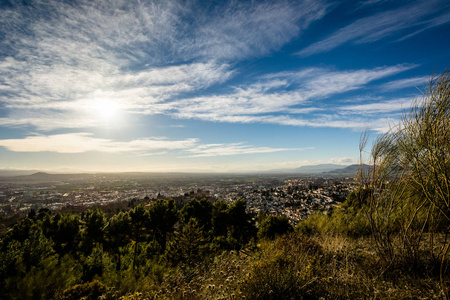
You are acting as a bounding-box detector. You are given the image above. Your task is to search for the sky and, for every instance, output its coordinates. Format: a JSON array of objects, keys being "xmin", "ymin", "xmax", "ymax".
[{"xmin": 0, "ymin": 0, "xmax": 449, "ymax": 173}]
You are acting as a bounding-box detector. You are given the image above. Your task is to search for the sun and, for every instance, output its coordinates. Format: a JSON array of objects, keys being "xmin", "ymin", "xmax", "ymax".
[{"xmin": 90, "ymin": 98, "xmax": 121, "ymax": 120}]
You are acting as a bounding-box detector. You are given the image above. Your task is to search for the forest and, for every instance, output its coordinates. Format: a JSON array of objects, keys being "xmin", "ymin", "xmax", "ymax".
[{"xmin": 1, "ymin": 71, "xmax": 449, "ymax": 299}]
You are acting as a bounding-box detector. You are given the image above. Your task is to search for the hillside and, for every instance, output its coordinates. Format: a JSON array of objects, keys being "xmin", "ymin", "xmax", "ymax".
[{"xmin": 323, "ymin": 164, "xmax": 371, "ymax": 175}]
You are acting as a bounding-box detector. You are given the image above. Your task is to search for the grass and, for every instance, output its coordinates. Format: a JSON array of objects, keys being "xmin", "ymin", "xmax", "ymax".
[{"xmin": 91, "ymin": 231, "xmax": 447, "ymax": 299}]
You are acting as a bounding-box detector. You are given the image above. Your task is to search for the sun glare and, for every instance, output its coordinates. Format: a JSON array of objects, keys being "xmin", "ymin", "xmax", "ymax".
[{"xmin": 90, "ymin": 99, "xmax": 121, "ymax": 120}]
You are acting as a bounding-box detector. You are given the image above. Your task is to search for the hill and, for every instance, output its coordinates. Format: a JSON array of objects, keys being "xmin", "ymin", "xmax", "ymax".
[
  {"xmin": 0, "ymin": 169, "xmax": 40, "ymax": 177},
  {"xmin": 0, "ymin": 172, "xmax": 96, "ymax": 183},
  {"xmin": 323, "ymin": 164, "xmax": 370, "ymax": 175},
  {"xmin": 268, "ymin": 164, "xmax": 345, "ymax": 174}
]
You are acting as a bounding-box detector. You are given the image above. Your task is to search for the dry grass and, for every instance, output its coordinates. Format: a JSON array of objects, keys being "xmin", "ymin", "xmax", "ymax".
[{"xmin": 114, "ymin": 232, "xmax": 448, "ymax": 299}]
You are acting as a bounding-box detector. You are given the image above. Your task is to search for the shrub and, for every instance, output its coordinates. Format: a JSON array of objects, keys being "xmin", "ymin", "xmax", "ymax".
[
  {"xmin": 258, "ymin": 215, "xmax": 293, "ymax": 240},
  {"xmin": 60, "ymin": 280, "xmax": 110, "ymax": 300}
]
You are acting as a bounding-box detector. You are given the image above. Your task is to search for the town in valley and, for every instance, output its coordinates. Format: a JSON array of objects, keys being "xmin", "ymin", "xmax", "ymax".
[{"xmin": 0, "ymin": 168, "xmax": 357, "ymax": 231}]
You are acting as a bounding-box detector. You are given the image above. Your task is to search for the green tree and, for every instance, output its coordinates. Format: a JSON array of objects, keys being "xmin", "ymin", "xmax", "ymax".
[
  {"xmin": 211, "ymin": 200, "xmax": 230, "ymax": 237},
  {"xmin": 129, "ymin": 204, "xmax": 151, "ymax": 269},
  {"xmin": 82, "ymin": 207, "xmax": 107, "ymax": 253},
  {"xmin": 106, "ymin": 211, "xmax": 132, "ymax": 270},
  {"xmin": 258, "ymin": 215, "xmax": 293, "ymax": 240},
  {"xmin": 53, "ymin": 213, "xmax": 82, "ymax": 255},
  {"xmin": 82, "ymin": 245, "xmax": 111, "ymax": 282},
  {"xmin": 180, "ymin": 198, "xmax": 213, "ymax": 232},
  {"xmin": 147, "ymin": 199, "xmax": 179, "ymax": 250},
  {"xmin": 165, "ymin": 218, "xmax": 210, "ymax": 267},
  {"xmin": 227, "ymin": 199, "xmax": 257, "ymax": 247}
]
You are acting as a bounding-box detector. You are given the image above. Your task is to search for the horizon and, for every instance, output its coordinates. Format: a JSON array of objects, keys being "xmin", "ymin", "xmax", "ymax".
[
  {"xmin": 0, "ymin": 162, "xmax": 363, "ymax": 175},
  {"xmin": 0, "ymin": 0, "xmax": 449, "ymax": 172}
]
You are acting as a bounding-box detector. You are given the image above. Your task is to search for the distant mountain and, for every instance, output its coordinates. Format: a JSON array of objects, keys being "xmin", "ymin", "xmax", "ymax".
[
  {"xmin": 267, "ymin": 164, "xmax": 346, "ymax": 174},
  {"xmin": 324, "ymin": 164, "xmax": 371, "ymax": 175},
  {"xmin": 294, "ymin": 164, "xmax": 345, "ymax": 174},
  {"xmin": 0, "ymin": 172, "xmax": 95, "ymax": 183},
  {"xmin": 49, "ymin": 168, "xmax": 89, "ymax": 174},
  {"xmin": 0, "ymin": 169, "xmax": 40, "ymax": 177},
  {"xmin": 0, "ymin": 168, "xmax": 87, "ymax": 177}
]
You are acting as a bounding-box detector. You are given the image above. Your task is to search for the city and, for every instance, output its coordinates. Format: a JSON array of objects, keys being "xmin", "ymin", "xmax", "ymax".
[{"xmin": 0, "ymin": 172, "xmax": 355, "ymax": 231}]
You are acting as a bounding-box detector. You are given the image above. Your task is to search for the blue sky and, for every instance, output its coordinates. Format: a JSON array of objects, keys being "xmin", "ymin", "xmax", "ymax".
[{"xmin": 0, "ymin": 0, "xmax": 449, "ymax": 172}]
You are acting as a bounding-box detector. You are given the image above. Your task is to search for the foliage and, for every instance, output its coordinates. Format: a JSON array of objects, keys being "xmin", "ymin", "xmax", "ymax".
[
  {"xmin": 257, "ymin": 215, "xmax": 293, "ymax": 240},
  {"xmin": 226, "ymin": 199, "xmax": 257, "ymax": 247},
  {"xmin": 1, "ymin": 200, "xmax": 449, "ymax": 299},
  {"xmin": 147, "ymin": 199, "xmax": 179, "ymax": 250},
  {"xmin": 59, "ymin": 280, "xmax": 111, "ymax": 300},
  {"xmin": 180, "ymin": 198, "xmax": 213, "ymax": 231},
  {"xmin": 296, "ymin": 197, "xmax": 371, "ymax": 238},
  {"xmin": 82, "ymin": 207, "xmax": 107, "ymax": 254},
  {"xmin": 165, "ymin": 218, "xmax": 210, "ymax": 267},
  {"xmin": 354, "ymin": 71, "xmax": 450, "ymax": 267}
]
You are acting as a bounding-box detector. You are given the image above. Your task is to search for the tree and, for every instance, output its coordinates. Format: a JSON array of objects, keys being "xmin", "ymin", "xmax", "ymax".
[
  {"xmin": 53, "ymin": 213, "xmax": 81, "ymax": 255},
  {"xmin": 164, "ymin": 218, "xmax": 210, "ymax": 267},
  {"xmin": 211, "ymin": 200, "xmax": 230, "ymax": 237},
  {"xmin": 129, "ymin": 204, "xmax": 150, "ymax": 269},
  {"xmin": 106, "ymin": 211, "xmax": 132, "ymax": 270},
  {"xmin": 81, "ymin": 207, "xmax": 106, "ymax": 255},
  {"xmin": 362, "ymin": 71, "xmax": 450, "ymax": 293},
  {"xmin": 180, "ymin": 198, "xmax": 213, "ymax": 232},
  {"xmin": 258, "ymin": 215, "xmax": 293, "ymax": 240},
  {"xmin": 227, "ymin": 199, "xmax": 257, "ymax": 246},
  {"xmin": 147, "ymin": 199, "xmax": 179, "ymax": 250}
]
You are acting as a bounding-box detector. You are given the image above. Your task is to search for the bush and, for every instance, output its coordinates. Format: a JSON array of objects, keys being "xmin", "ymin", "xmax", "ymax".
[
  {"xmin": 258, "ymin": 215, "xmax": 293, "ymax": 240},
  {"xmin": 296, "ymin": 208, "xmax": 370, "ymax": 237},
  {"xmin": 240, "ymin": 233, "xmax": 324, "ymax": 299},
  {"xmin": 60, "ymin": 280, "xmax": 110, "ymax": 300}
]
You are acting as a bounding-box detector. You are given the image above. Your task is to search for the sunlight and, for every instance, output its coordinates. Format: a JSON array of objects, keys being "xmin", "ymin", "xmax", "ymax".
[{"xmin": 90, "ymin": 98, "xmax": 121, "ymax": 121}]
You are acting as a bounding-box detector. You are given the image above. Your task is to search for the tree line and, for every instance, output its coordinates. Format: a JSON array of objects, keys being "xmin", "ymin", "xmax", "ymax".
[{"xmin": 0, "ymin": 197, "xmax": 292, "ymax": 299}]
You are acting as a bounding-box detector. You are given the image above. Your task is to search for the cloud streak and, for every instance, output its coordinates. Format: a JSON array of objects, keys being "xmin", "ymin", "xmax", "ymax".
[
  {"xmin": 182, "ymin": 143, "xmax": 310, "ymax": 158},
  {"xmin": 338, "ymin": 98, "xmax": 414, "ymax": 114},
  {"xmin": 0, "ymin": 133, "xmax": 198, "ymax": 154},
  {"xmin": 297, "ymin": 0, "xmax": 450, "ymax": 56},
  {"xmin": 380, "ymin": 76, "xmax": 428, "ymax": 91},
  {"xmin": 0, "ymin": 0, "xmax": 330, "ymax": 131},
  {"xmin": 185, "ymin": 0, "xmax": 329, "ymax": 60},
  {"xmin": 156, "ymin": 64, "xmax": 415, "ymax": 130},
  {"xmin": 0, "ymin": 133, "xmax": 301, "ymax": 157}
]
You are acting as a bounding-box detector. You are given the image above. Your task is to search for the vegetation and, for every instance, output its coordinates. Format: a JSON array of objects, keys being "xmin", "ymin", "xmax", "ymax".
[{"xmin": 1, "ymin": 71, "xmax": 449, "ymax": 299}]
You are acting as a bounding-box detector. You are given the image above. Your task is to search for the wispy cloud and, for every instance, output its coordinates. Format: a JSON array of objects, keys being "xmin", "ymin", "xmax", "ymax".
[
  {"xmin": 297, "ymin": 0, "xmax": 450, "ymax": 56},
  {"xmin": 185, "ymin": 0, "xmax": 329, "ymax": 60},
  {"xmin": 0, "ymin": 133, "xmax": 198, "ymax": 154},
  {"xmin": 0, "ymin": 0, "xmax": 329, "ymax": 131},
  {"xmin": 183, "ymin": 143, "xmax": 312, "ymax": 158},
  {"xmin": 380, "ymin": 76, "xmax": 428, "ymax": 91},
  {"xmin": 338, "ymin": 98, "xmax": 413, "ymax": 114},
  {"xmin": 155, "ymin": 64, "xmax": 414, "ymax": 130},
  {"xmin": 0, "ymin": 133, "xmax": 301, "ymax": 157},
  {"xmin": 0, "ymin": 58, "xmax": 413, "ymax": 131},
  {"xmin": 0, "ymin": 60, "xmax": 234, "ymax": 130}
]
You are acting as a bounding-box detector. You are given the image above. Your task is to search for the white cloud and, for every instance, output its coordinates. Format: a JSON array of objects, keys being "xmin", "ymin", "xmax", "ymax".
[
  {"xmin": 0, "ymin": 133, "xmax": 198, "ymax": 154},
  {"xmin": 0, "ymin": 61, "xmax": 233, "ymax": 130},
  {"xmin": 338, "ymin": 98, "xmax": 414, "ymax": 114},
  {"xmin": 0, "ymin": 133, "xmax": 302, "ymax": 157},
  {"xmin": 0, "ymin": 0, "xmax": 425, "ymax": 136},
  {"xmin": 297, "ymin": 0, "xmax": 450, "ymax": 56},
  {"xmin": 0, "ymin": 62, "xmax": 413, "ymax": 131},
  {"xmin": 328, "ymin": 157, "xmax": 355, "ymax": 164},
  {"xmin": 155, "ymin": 65, "xmax": 415, "ymax": 130},
  {"xmin": 0, "ymin": 0, "xmax": 329, "ymax": 131},
  {"xmin": 183, "ymin": 143, "xmax": 311, "ymax": 158},
  {"xmin": 380, "ymin": 76, "xmax": 428, "ymax": 91},
  {"xmin": 185, "ymin": 0, "xmax": 329, "ymax": 60}
]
